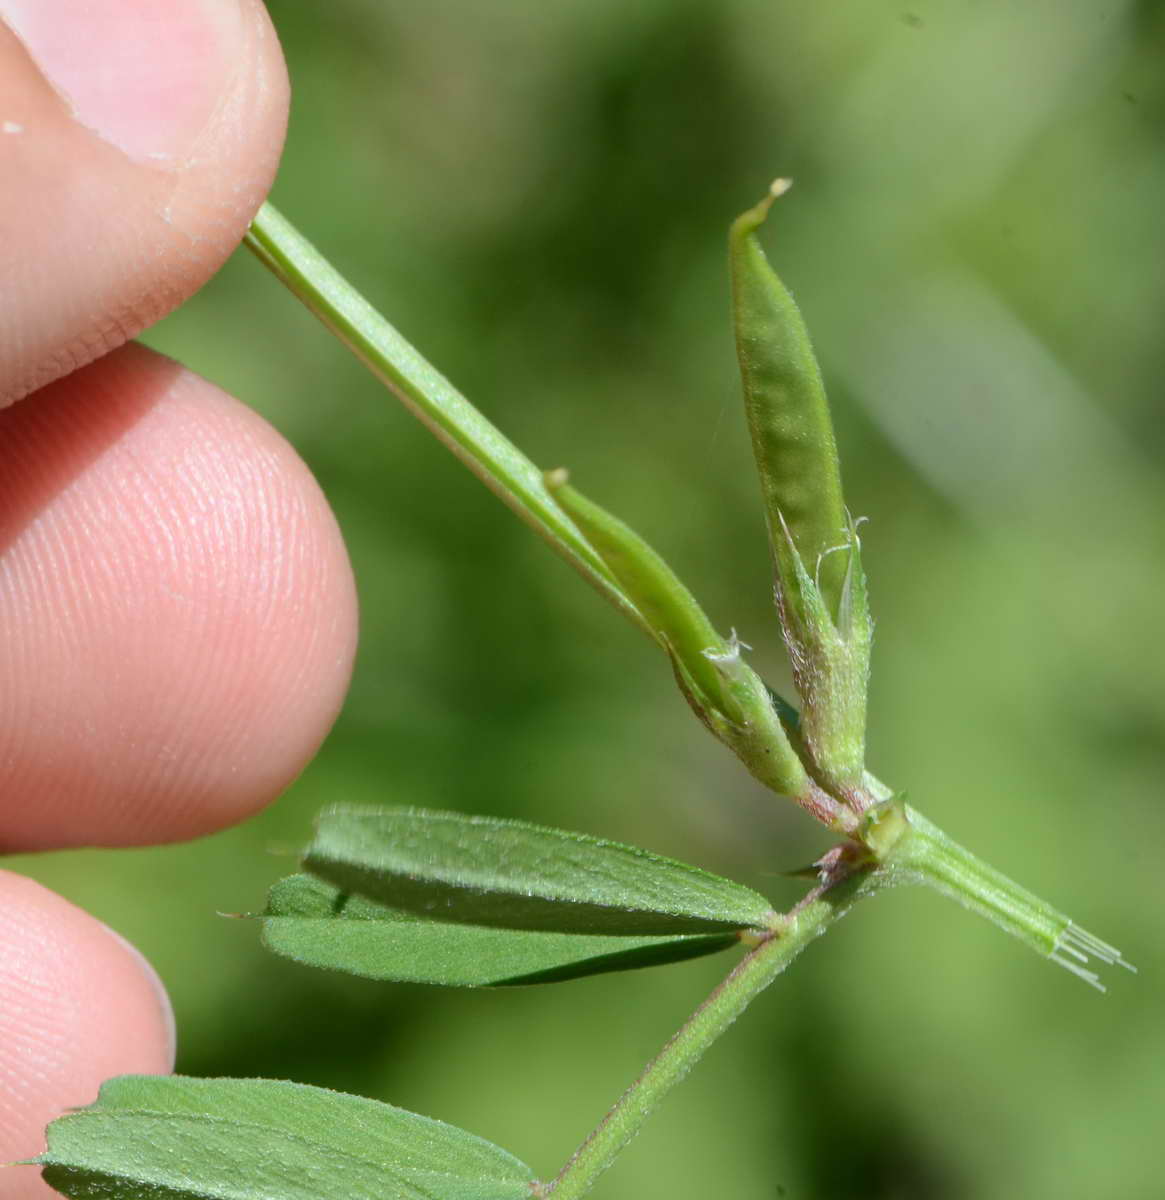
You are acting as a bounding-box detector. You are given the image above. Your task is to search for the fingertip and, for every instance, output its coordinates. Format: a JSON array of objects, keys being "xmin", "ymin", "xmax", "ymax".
[
  {"xmin": 1, "ymin": 0, "xmax": 254, "ymax": 165},
  {"xmin": 0, "ymin": 871, "xmax": 174, "ymax": 1196},
  {"xmin": 0, "ymin": 343, "xmax": 358, "ymax": 849}
]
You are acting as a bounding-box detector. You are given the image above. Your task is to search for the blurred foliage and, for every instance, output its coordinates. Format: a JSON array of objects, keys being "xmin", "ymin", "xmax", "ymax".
[{"xmin": 13, "ymin": 1, "xmax": 1165, "ymax": 1197}]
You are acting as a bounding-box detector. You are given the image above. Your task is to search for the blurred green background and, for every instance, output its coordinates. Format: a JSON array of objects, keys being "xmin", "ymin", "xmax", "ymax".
[{"xmin": 14, "ymin": 1, "xmax": 1165, "ymax": 1196}]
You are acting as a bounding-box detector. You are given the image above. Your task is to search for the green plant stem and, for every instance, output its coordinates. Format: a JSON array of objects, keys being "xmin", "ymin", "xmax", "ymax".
[
  {"xmin": 886, "ymin": 805, "xmax": 1133, "ymax": 990},
  {"xmin": 540, "ymin": 870, "xmax": 873, "ymax": 1199},
  {"xmin": 244, "ymin": 203, "xmax": 650, "ymax": 639},
  {"xmin": 897, "ymin": 805, "xmax": 1062, "ymax": 953}
]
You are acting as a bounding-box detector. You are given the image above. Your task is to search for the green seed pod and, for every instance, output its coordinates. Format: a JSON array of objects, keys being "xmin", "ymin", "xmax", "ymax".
[
  {"xmin": 730, "ymin": 179, "xmax": 849, "ymax": 617},
  {"xmin": 545, "ymin": 471, "xmax": 731, "ymax": 718},
  {"xmin": 545, "ymin": 470, "xmax": 814, "ymax": 804},
  {"xmin": 730, "ymin": 181, "xmax": 871, "ymax": 797}
]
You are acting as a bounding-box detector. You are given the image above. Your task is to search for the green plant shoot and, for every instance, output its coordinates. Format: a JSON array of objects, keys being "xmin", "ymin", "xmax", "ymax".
[{"xmin": 32, "ymin": 181, "xmax": 1134, "ymax": 1200}]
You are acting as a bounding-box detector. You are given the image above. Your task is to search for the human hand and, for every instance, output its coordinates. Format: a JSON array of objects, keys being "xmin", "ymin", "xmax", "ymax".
[{"xmin": 0, "ymin": 4, "xmax": 357, "ymax": 1194}]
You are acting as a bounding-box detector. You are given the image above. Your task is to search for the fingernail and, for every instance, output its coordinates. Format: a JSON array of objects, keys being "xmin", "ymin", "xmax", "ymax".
[
  {"xmin": 0, "ymin": 0, "xmax": 243, "ymax": 162},
  {"xmin": 99, "ymin": 922, "xmax": 178, "ymax": 1070}
]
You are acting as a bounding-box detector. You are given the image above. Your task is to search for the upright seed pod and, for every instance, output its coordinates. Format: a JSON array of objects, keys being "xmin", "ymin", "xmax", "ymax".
[
  {"xmin": 730, "ymin": 179, "xmax": 849, "ymax": 616},
  {"xmin": 730, "ymin": 181, "xmax": 872, "ymax": 802}
]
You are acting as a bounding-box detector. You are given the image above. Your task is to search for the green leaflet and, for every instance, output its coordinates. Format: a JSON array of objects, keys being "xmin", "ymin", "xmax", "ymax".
[
  {"xmin": 263, "ymin": 873, "xmax": 742, "ymax": 986},
  {"xmin": 258, "ymin": 808, "xmax": 773, "ymax": 987},
  {"xmin": 301, "ymin": 805, "xmax": 778, "ymax": 935},
  {"xmin": 38, "ymin": 1075, "xmax": 536, "ymax": 1200}
]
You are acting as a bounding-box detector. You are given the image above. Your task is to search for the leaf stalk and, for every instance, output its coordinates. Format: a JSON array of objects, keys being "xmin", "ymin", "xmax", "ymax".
[
  {"xmin": 245, "ymin": 204, "xmax": 651, "ymax": 639},
  {"xmin": 539, "ymin": 867, "xmax": 873, "ymax": 1199}
]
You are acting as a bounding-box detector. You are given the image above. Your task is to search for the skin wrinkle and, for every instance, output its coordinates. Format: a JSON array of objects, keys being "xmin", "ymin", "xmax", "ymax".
[
  {"xmin": 116, "ymin": 390, "xmax": 293, "ymax": 634},
  {"xmin": 0, "ymin": 352, "xmax": 179, "ymax": 555}
]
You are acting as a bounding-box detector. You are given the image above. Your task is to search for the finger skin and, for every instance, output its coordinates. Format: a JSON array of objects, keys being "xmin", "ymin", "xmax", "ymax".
[
  {"xmin": 0, "ymin": 342, "xmax": 358, "ymax": 850},
  {"xmin": 0, "ymin": 871, "xmax": 174, "ymax": 1199},
  {"xmin": 0, "ymin": 0, "xmax": 289, "ymax": 405},
  {"xmin": 0, "ymin": 7, "xmax": 335, "ymax": 1194}
]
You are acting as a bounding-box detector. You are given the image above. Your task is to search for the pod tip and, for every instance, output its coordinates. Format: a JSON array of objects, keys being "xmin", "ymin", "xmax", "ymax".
[
  {"xmin": 731, "ymin": 178, "xmax": 794, "ymax": 241},
  {"xmin": 544, "ymin": 466, "xmax": 570, "ymax": 491}
]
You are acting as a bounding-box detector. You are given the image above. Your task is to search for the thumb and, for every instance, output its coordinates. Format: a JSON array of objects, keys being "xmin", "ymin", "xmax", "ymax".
[{"xmin": 0, "ymin": 0, "xmax": 288, "ymax": 405}]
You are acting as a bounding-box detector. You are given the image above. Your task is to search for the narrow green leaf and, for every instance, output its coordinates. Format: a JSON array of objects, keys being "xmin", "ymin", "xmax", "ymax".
[
  {"xmin": 263, "ymin": 873, "xmax": 741, "ymax": 986},
  {"xmin": 39, "ymin": 1075, "xmax": 536, "ymax": 1200},
  {"xmin": 302, "ymin": 806, "xmax": 778, "ymax": 935}
]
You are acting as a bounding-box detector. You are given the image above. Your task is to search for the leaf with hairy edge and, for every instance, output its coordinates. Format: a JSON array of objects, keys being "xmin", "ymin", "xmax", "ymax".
[
  {"xmin": 302, "ymin": 806, "xmax": 777, "ymax": 935},
  {"xmin": 262, "ymin": 873, "xmax": 741, "ymax": 986},
  {"xmin": 36, "ymin": 1075, "xmax": 536, "ymax": 1200}
]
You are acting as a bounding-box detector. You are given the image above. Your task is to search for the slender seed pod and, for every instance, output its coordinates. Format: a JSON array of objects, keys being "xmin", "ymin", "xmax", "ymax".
[
  {"xmin": 545, "ymin": 470, "xmax": 731, "ymax": 718},
  {"xmin": 544, "ymin": 470, "xmax": 823, "ymax": 809},
  {"xmin": 730, "ymin": 182, "xmax": 872, "ymax": 800},
  {"xmin": 730, "ymin": 179, "xmax": 849, "ymax": 619}
]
